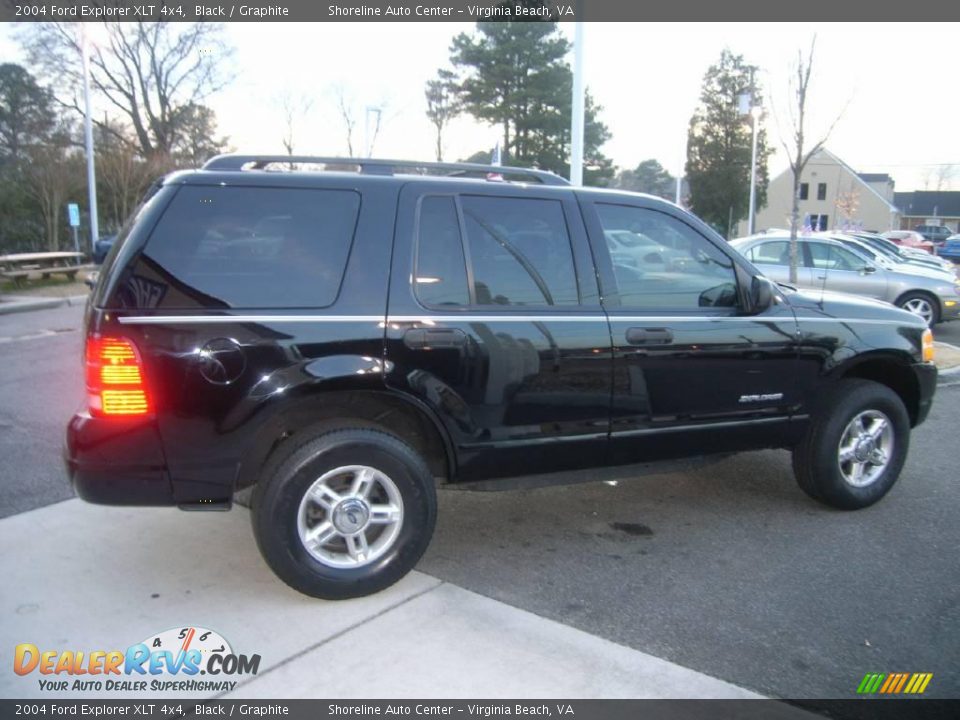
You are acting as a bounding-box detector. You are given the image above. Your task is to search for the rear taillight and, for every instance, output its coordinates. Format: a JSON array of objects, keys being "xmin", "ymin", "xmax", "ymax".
[{"xmin": 85, "ymin": 336, "xmax": 151, "ymax": 417}]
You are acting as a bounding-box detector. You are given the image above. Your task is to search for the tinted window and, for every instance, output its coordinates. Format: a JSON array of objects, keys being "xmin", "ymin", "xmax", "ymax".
[
  {"xmin": 121, "ymin": 186, "xmax": 359, "ymax": 309},
  {"xmin": 747, "ymin": 240, "xmax": 791, "ymax": 266},
  {"xmin": 460, "ymin": 196, "xmax": 579, "ymax": 306},
  {"xmin": 808, "ymin": 242, "xmax": 865, "ymax": 271},
  {"xmin": 596, "ymin": 204, "xmax": 738, "ymax": 310},
  {"xmin": 415, "ymin": 196, "xmax": 469, "ymax": 307}
]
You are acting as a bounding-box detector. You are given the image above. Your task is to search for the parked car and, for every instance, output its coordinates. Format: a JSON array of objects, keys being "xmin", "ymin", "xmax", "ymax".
[
  {"xmin": 732, "ymin": 233, "xmax": 960, "ymax": 325},
  {"xmin": 825, "ymin": 234, "xmax": 954, "ymax": 281},
  {"xmin": 92, "ymin": 235, "xmax": 116, "ymax": 264},
  {"xmin": 914, "ymin": 224, "xmax": 953, "ymax": 246},
  {"xmin": 882, "ymin": 230, "xmax": 935, "ymax": 255},
  {"xmin": 67, "ymin": 155, "xmax": 939, "ymax": 600},
  {"xmin": 604, "ymin": 229, "xmax": 690, "ymax": 273},
  {"xmin": 847, "ymin": 231, "xmax": 956, "ymax": 274},
  {"xmin": 940, "ymin": 235, "xmax": 960, "ymax": 264}
]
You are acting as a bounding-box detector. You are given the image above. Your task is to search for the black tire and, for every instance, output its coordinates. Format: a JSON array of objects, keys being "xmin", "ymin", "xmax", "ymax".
[
  {"xmin": 896, "ymin": 291, "xmax": 940, "ymax": 326},
  {"xmin": 251, "ymin": 427, "xmax": 437, "ymax": 600},
  {"xmin": 792, "ymin": 379, "xmax": 910, "ymax": 510}
]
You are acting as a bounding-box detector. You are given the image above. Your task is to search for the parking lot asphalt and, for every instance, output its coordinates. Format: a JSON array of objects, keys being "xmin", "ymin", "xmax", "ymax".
[{"xmin": 1, "ymin": 303, "xmax": 957, "ymax": 700}]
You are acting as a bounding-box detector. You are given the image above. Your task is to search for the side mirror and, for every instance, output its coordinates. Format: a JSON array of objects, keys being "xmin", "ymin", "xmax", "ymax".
[
  {"xmin": 861, "ymin": 265, "xmax": 877, "ymax": 274},
  {"xmin": 750, "ymin": 275, "xmax": 777, "ymax": 314},
  {"xmin": 83, "ymin": 271, "xmax": 99, "ymax": 291}
]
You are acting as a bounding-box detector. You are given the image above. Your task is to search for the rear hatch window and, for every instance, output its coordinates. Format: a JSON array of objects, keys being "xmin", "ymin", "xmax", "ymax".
[{"xmin": 117, "ymin": 185, "xmax": 360, "ymax": 309}]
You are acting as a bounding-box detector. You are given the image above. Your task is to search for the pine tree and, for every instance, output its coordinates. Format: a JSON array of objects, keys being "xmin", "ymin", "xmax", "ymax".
[
  {"xmin": 686, "ymin": 50, "xmax": 771, "ymax": 237},
  {"xmin": 446, "ymin": 22, "xmax": 613, "ymax": 185},
  {"xmin": 616, "ymin": 159, "xmax": 676, "ymax": 200}
]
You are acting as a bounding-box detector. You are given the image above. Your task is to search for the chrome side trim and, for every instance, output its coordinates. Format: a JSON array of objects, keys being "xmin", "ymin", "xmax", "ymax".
[
  {"xmin": 118, "ymin": 315, "xmax": 386, "ymax": 325},
  {"xmin": 610, "ymin": 415, "xmax": 791, "ymax": 438},
  {"xmin": 116, "ymin": 313, "xmax": 923, "ymax": 328}
]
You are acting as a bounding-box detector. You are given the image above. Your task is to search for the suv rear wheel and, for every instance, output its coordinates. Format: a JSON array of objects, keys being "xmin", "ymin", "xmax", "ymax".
[
  {"xmin": 251, "ymin": 427, "xmax": 437, "ymax": 599},
  {"xmin": 792, "ymin": 379, "xmax": 910, "ymax": 510}
]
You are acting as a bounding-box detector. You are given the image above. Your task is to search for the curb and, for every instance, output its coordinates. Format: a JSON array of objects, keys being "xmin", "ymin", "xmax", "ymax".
[
  {"xmin": 934, "ymin": 341, "xmax": 960, "ymax": 378},
  {"xmin": 0, "ymin": 294, "xmax": 87, "ymax": 316}
]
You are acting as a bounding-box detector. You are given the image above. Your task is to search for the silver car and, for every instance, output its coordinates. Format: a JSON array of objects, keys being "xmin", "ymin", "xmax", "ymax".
[{"xmin": 731, "ymin": 234, "xmax": 960, "ymax": 325}]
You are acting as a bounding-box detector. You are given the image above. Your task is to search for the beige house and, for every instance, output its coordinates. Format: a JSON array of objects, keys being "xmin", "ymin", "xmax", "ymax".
[{"xmin": 747, "ymin": 148, "xmax": 900, "ymax": 237}]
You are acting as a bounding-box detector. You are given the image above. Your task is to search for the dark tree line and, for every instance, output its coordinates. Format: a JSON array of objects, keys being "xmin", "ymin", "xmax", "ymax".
[{"xmin": 0, "ymin": 22, "xmax": 231, "ymax": 255}]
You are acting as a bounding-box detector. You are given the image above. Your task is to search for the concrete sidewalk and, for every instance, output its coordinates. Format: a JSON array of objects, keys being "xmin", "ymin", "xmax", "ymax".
[
  {"xmin": 0, "ymin": 499, "xmax": 777, "ymax": 701},
  {"xmin": 0, "ymin": 294, "xmax": 87, "ymax": 315}
]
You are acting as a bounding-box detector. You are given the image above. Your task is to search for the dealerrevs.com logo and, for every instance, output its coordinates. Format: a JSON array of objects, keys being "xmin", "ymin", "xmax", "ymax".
[{"xmin": 13, "ymin": 626, "xmax": 261, "ymax": 693}]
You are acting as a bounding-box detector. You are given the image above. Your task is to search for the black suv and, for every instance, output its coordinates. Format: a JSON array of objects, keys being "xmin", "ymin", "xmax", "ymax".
[
  {"xmin": 67, "ymin": 156, "xmax": 938, "ymax": 599},
  {"xmin": 914, "ymin": 224, "xmax": 953, "ymax": 245}
]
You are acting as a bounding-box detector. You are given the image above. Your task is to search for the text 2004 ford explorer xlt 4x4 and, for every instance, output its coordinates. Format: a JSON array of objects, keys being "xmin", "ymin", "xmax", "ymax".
[{"xmin": 67, "ymin": 156, "xmax": 938, "ymax": 599}]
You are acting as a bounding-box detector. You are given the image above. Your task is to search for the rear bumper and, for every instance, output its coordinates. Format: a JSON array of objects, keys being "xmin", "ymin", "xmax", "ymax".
[
  {"xmin": 912, "ymin": 362, "xmax": 938, "ymax": 427},
  {"xmin": 65, "ymin": 411, "xmax": 175, "ymax": 505}
]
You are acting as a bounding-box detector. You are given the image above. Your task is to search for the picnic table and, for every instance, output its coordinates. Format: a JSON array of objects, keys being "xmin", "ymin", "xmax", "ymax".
[{"xmin": 0, "ymin": 252, "xmax": 95, "ymax": 287}]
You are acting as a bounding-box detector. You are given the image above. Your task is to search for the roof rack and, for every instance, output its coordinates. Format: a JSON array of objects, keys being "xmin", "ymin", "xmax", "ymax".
[{"xmin": 201, "ymin": 155, "xmax": 570, "ymax": 187}]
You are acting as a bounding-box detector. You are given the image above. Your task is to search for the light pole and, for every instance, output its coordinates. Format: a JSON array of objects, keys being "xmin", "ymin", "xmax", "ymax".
[
  {"xmin": 748, "ymin": 104, "xmax": 761, "ymax": 235},
  {"xmin": 80, "ymin": 25, "xmax": 100, "ymax": 255},
  {"xmin": 738, "ymin": 81, "xmax": 762, "ymax": 236},
  {"xmin": 364, "ymin": 106, "xmax": 382, "ymax": 158},
  {"xmin": 570, "ymin": 18, "xmax": 585, "ymax": 186}
]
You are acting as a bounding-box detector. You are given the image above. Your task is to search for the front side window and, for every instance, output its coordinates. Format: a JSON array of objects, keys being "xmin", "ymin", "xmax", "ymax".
[
  {"xmin": 808, "ymin": 242, "xmax": 865, "ymax": 271},
  {"xmin": 460, "ymin": 196, "xmax": 579, "ymax": 306},
  {"xmin": 596, "ymin": 204, "xmax": 738, "ymax": 310},
  {"xmin": 121, "ymin": 186, "xmax": 360, "ymax": 309}
]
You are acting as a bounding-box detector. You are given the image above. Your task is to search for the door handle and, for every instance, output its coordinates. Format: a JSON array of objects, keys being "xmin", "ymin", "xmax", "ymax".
[
  {"xmin": 625, "ymin": 327, "xmax": 673, "ymax": 345},
  {"xmin": 403, "ymin": 328, "xmax": 467, "ymax": 349}
]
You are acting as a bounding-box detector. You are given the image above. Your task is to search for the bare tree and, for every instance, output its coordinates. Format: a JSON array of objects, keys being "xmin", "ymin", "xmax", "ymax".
[
  {"xmin": 277, "ymin": 90, "xmax": 314, "ymax": 157},
  {"xmin": 934, "ymin": 164, "xmax": 957, "ymax": 191},
  {"xmin": 425, "ymin": 69, "xmax": 459, "ymax": 161},
  {"xmin": 23, "ymin": 134, "xmax": 83, "ymax": 250},
  {"xmin": 835, "ymin": 187, "xmax": 861, "ymax": 230},
  {"xmin": 334, "ymin": 86, "xmax": 356, "ymax": 157},
  {"xmin": 22, "ymin": 22, "xmax": 233, "ymax": 160},
  {"xmin": 95, "ymin": 119, "xmax": 165, "ymax": 231},
  {"xmin": 774, "ymin": 36, "xmax": 848, "ymax": 283}
]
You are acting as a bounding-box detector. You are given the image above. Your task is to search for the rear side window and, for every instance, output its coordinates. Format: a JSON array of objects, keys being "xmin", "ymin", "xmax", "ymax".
[
  {"xmin": 746, "ymin": 240, "xmax": 791, "ymax": 266},
  {"xmin": 118, "ymin": 186, "xmax": 360, "ymax": 309},
  {"xmin": 414, "ymin": 194, "xmax": 580, "ymax": 308}
]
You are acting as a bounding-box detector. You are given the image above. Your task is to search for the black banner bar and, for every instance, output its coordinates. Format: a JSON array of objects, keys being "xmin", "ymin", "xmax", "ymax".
[
  {"xmin": 3, "ymin": 0, "xmax": 960, "ymax": 22},
  {"xmin": 2, "ymin": 700, "xmax": 960, "ymax": 720}
]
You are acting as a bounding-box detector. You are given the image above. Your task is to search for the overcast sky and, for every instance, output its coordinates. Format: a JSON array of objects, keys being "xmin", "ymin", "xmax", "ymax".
[{"xmin": 2, "ymin": 21, "xmax": 958, "ymax": 191}]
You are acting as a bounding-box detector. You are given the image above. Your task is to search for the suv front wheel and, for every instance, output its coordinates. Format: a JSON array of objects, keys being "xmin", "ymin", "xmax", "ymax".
[
  {"xmin": 792, "ymin": 379, "xmax": 910, "ymax": 510},
  {"xmin": 252, "ymin": 428, "xmax": 437, "ymax": 599}
]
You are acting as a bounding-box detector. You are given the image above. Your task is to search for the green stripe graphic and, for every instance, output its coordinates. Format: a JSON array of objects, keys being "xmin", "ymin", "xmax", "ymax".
[{"xmin": 857, "ymin": 673, "xmax": 886, "ymax": 694}]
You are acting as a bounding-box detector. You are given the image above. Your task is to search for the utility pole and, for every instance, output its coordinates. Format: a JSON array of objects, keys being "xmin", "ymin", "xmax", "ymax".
[{"xmin": 80, "ymin": 25, "xmax": 100, "ymax": 255}]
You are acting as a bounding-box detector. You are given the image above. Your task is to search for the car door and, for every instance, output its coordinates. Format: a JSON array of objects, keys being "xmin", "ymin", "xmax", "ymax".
[
  {"xmin": 580, "ymin": 197, "xmax": 801, "ymax": 466},
  {"xmin": 384, "ymin": 182, "xmax": 612, "ymax": 482},
  {"xmin": 805, "ymin": 241, "xmax": 888, "ymax": 300},
  {"xmin": 741, "ymin": 238, "xmax": 814, "ymax": 288}
]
